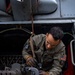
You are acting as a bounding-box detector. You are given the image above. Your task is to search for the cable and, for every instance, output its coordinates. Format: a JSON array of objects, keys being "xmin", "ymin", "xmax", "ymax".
[
  {"xmin": 0, "ymin": 27, "xmax": 33, "ymax": 35},
  {"xmin": 64, "ymin": 32, "xmax": 74, "ymax": 39}
]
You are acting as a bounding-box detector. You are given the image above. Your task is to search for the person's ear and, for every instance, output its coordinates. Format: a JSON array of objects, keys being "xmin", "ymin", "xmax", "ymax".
[{"xmin": 46, "ymin": 33, "xmax": 49, "ymax": 37}]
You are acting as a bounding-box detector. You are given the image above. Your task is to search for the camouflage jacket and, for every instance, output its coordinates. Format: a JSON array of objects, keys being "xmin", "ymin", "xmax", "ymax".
[{"xmin": 22, "ymin": 34, "xmax": 66, "ymax": 75}]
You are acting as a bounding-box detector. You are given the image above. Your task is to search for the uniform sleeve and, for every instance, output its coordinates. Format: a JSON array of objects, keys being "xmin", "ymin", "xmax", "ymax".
[
  {"xmin": 22, "ymin": 34, "xmax": 44, "ymax": 60},
  {"xmin": 22, "ymin": 38, "xmax": 33, "ymax": 60},
  {"xmin": 49, "ymin": 47, "xmax": 66, "ymax": 75}
]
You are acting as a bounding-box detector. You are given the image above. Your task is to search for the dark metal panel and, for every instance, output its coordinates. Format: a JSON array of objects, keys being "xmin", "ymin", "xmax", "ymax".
[
  {"xmin": 0, "ymin": 0, "xmax": 6, "ymax": 11},
  {"xmin": 10, "ymin": 0, "xmax": 31, "ymax": 21}
]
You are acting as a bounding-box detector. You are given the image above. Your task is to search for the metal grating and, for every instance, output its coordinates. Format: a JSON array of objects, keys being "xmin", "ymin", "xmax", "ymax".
[{"xmin": 0, "ymin": 55, "xmax": 23, "ymax": 67}]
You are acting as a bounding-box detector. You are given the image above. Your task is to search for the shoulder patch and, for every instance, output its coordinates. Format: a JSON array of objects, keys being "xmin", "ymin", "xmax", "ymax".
[
  {"xmin": 25, "ymin": 44, "xmax": 29, "ymax": 49},
  {"xmin": 60, "ymin": 55, "xmax": 66, "ymax": 61}
]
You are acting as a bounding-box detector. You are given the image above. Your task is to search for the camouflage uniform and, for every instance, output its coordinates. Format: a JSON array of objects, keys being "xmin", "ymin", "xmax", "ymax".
[{"xmin": 22, "ymin": 34, "xmax": 66, "ymax": 75}]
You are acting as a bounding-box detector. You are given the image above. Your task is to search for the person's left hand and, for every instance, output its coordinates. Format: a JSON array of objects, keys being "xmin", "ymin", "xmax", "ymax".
[{"xmin": 40, "ymin": 71, "xmax": 49, "ymax": 75}]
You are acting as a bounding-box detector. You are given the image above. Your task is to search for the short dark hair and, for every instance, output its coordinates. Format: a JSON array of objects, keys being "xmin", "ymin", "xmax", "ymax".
[{"xmin": 48, "ymin": 27, "xmax": 64, "ymax": 40}]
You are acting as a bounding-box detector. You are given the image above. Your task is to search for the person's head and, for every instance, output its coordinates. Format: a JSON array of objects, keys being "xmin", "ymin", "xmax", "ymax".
[{"xmin": 45, "ymin": 27, "xmax": 64, "ymax": 50}]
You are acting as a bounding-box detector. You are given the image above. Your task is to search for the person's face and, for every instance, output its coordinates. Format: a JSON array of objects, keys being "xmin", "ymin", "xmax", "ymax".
[{"xmin": 45, "ymin": 33, "xmax": 60, "ymax": 50}]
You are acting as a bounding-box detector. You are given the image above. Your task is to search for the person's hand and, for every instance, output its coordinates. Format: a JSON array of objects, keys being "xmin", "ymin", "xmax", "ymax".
[
  {"xmin": 40, "ymin": 71, "xmax": 49, "ymax": 75},
  {"xmin": 26, "ymin": 56, "xmax": 36, "ymax": 66}
]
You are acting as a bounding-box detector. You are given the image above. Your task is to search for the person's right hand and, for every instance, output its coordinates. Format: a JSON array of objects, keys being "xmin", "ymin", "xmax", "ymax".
[{"xmin": 26, "ymin": 56, "xmax": 36, "ymax": 67}]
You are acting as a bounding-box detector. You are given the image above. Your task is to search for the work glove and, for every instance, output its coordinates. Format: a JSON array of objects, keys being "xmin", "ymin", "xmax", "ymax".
[
  {"xmin": 26, "ymin": 56, "xmax": 37, "ymax": 67},
  {"xmin": 40, "ymin": 71, "xmax": 49, "ymax": 75}
]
